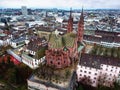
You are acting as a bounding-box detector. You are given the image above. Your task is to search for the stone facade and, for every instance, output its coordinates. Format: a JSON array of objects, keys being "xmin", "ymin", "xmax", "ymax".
[
  {"xmin": 45, "ymin": 9, "xmax": 84, "ymax": 69},
  {"xmin": 46, "ymin": 49, "xmax": 70, "ymax": 68}
]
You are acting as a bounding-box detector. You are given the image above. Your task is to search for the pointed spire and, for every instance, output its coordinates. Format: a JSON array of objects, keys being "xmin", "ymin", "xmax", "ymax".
[
  {"xmin": 67, "ymin": 7, "xmax": 73, "ymax": 33},
  {"xmin": 80, "ymin": 7, "xmax": 84, "ymax": 23},
  {"xmin": 70, "ymin": 7, "xmax": 72, "ymax": 18},
  {"xmin": 77, "ymin": 7, "xmax": 84, "ymax": 42}
]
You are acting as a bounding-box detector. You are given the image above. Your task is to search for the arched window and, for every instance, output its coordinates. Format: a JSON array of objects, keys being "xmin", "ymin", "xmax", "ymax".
[{"xmin": 58, "ymin": 62, "xmax": 60, "ymax": 65}]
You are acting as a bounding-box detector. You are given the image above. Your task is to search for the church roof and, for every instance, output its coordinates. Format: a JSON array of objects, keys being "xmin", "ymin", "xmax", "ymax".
[{"xmin": 49, "ymin": 32, "xmax": 76, "ymax": 49}]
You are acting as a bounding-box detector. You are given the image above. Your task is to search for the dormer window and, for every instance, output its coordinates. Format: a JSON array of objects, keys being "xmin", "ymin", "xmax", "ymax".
[{"xmin": 63, "ymin": 46, "xmax": 68, "ymax": 51}]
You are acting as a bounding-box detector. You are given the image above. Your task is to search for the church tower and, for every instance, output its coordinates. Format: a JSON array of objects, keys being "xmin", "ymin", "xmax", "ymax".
[
  {"xmin": 78, "ymin": 8, "xmax": 84, "ymax": 42},
  {"xmin": 67, "ymin": 8, "xmax": 73, "ymax": 33}
]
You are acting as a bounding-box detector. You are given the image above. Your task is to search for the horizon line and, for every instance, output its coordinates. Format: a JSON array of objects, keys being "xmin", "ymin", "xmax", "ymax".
[{"xmin": 0, "ymin": 7, "xmax": 120, "ymax": 10}]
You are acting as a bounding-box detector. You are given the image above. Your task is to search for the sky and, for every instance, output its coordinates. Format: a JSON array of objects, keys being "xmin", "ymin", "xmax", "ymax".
[{"xmin": 0, "ymin": 0, "xmax": 120, "ymax": 9}]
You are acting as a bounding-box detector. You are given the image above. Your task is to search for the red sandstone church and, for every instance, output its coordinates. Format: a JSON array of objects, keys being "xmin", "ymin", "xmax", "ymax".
[{"xmin": 45, "ymin": 9, "xmax": 84, "ymax": 68}]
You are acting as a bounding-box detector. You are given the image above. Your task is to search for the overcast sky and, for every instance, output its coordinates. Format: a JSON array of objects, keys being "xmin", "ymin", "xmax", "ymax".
[{"xmin": 0, "ymin": 0, "xmax": 120, "ymax": 9}]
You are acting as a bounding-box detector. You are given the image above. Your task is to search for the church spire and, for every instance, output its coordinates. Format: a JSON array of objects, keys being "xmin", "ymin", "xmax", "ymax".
[
  {"xmin": 70, "ymin": 8, "xmax": 72, "ymax": 19},
  {"xmin": 80, "ymin": 7, "xmax": 84, "ymax": 24},
  {"xmin": 78, "ymin": 8, "xmax": 84, "ymax": 42},
  {"xmin": 67, "ymin": 8, "xmax": 73, "ymax": 33}
]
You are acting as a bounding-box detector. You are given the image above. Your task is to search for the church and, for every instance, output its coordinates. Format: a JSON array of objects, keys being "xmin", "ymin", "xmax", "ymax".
[{"xmin": 45, "ymin": 9, "xmax": 84, "ymax": 68}]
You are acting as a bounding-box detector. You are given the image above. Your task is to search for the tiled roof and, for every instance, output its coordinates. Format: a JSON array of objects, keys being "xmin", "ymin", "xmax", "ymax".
[
  {"xmin": 49, "ymin": 33, "xmax": 76, "ymax": 49},
  {"xmin": 95, "ymin": 30, "xmax": 120, "ymax": 37},
  {"xmin": 27, "ymin": 37, "xmax": 47, "ymax": 52},
  {"xmin": 12, "ymin": 36, "xmax": 26, "ymax": 43},
  {"xmin": 79, "ymin": 53, "xmax": 120, "ymax": 69},
  {"xmin": 83, "ymin": 35, "xmax": 120, "ymax": 43},
  {"xmin": 36, "ymin": 26, "xmax": 54, "ymax": 32}
]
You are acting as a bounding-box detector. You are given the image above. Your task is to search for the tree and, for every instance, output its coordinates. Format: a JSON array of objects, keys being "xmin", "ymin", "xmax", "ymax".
[
  {"xmin": 5, "ymin": 68, "xmax": 17, "ymax": 84},
  {"xmin": 103, "ymin": 48, "xmax": 107, "ymax": 56},
  {"xmin": 91, "ymin": 45, "xmax": 97, "ymax": 55},
  {"xmin": 17, "ymin": 63, "xmax": 33, "ymax": 83},
  {"xmin": 79, "ymin": 76, "xmax": 93, "ymax": 88},
  {"xmin": 113, "ymin": 82, "xmax": 120, "ymax": 90},
  {"xmin": 65, "ymin": 69, "xmax": 71, "ymax": 79}
]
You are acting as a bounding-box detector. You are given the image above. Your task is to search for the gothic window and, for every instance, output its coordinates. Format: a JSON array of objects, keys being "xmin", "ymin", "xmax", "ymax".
[
  {"xmin": 50, "ymin": 61, "xmax": 53, "ymax": 64},
  {"xmin": 63, "ymin": 46, "xmax": 68, "ymax": 51},
  {"xmin": 58, "ymin": 62, "xmax": 60, "ymax": 65}
]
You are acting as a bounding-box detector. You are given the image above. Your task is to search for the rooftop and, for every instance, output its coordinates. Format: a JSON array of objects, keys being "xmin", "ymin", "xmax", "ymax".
[
  {"xmin": 49, "ymin": 32, "xmax": 76, "ymax": 49},
  {"xmin": 83, "ymin": 34, "xmax": 120, "ymax": 43},
  {"xmin": 79, "ymin": 53, "xmax": 120, "ymax": 69},
  {"xmin": 12, "ymin": 36, "xmax": 26, "ymax": 43},
  {"xmin": 27, "ymin": 37, "xmax": 47, "ymax": 52},
  {"xmin": 95, "ymin": 30, "xmax": 120, "ymax": 37}
]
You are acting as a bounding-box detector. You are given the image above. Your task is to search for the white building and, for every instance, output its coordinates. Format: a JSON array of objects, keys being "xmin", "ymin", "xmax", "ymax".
[
  {"xmin": 83, "ymin": 31, "xmax": 120, "ymax": 47},
  {"xmin": 22, "ymin": 54, "xmax": 45, "ymax": 69},
  {"xmin": 76, "ymin": 53, "xmax": 120, "ymax": 87},
  {"xmin": 10, "ymin": 36, "xmax": 26, "ymax": 48},
  {"xmin": 22, "ymin": 37, "xmax": 48, "ymax": 69},
  {"xmin": 21, "ymin": 6, "xmax": 28, "ymax": 16},
  {"xmin": 0, "ymin": 33, "xmax": 11, "ymax": 46}
]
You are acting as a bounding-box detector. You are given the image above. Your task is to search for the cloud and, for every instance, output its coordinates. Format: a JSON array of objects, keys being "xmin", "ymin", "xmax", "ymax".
[{"xmin": 0, "ymin": 0, "xmax": 120, "ymax": 9}]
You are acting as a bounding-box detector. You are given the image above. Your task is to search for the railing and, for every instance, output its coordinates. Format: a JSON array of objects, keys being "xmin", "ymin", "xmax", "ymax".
[{"xmin": 7, "ymin": 49, "xmax": 22, "ymax": 62}]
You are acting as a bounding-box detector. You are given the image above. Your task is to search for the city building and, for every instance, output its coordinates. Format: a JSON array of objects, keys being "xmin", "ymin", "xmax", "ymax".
[
  {"xmin": 45, "ymin": 9, "xmax": 84, "ymax": 69},
  {"xmin": 83, "ymin": 30, "xmax": 120, "ymax": 47},
  {"xmin": 22, "ymin": 37, "xmax": 48, "ymax": 69},
  {"xmin": 76, "ymin": 53, "xmax": 120, "ymax": 87},
  {"xmin": 21, "ymin": 6, "xmax": 28, "ymax": 16},
  {"xmin": 45, "ymin": 32, "xmax": 78, "ymax": 68},
  {"xmin": 10, "ymin": 36, "xmax": 26, "ymax": 48},
  {"xmin": 27, "ymin": 9, "xmax": 85, "ymax": 90}
]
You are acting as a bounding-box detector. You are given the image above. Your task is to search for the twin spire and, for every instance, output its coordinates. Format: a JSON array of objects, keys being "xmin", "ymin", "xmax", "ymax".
[{"xmin": 67, "ymin": 8, "xmax": 84, "ymax": 42}]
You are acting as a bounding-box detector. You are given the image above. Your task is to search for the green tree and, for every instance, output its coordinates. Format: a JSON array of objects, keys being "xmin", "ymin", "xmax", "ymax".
[
  {"xmin": 113, "ymin": 81, "xmax": 120, "ymax": 90},
  {"xmin": 5, "ymin": 68, "xmax": 17, "ymax": 84},
  {"xmin": 65, "ymin": 69, "xmax": 71, "ymax": 79}
]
